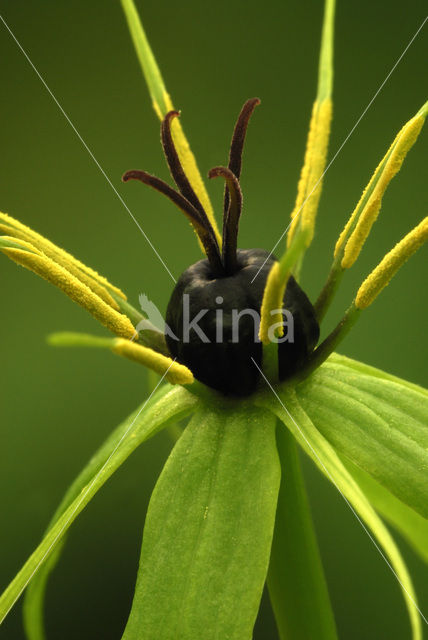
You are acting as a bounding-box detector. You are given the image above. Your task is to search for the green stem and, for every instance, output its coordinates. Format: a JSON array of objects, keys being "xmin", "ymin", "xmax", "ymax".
[
  {"xmin": 317, "ymin": 0, "xmax": 335, "ymax": 102},
  {"xmin": 263, "ymin": 342, "xmax": 279, "ymax": 383},
  {"xmin": 278, "ymin": 228, "xmax": 311, "ymax": 280},
  {"xmin": 268, "ymin": 423, "xmax": 338, "ymax": 640},
  {"xmin": 294, "ymin": 303, "xmax": 361, "ymax": 383},
  {"xmin": 313, "ymin": 255, "xmax": 344, "ymax": 322},
  {"xmin": 120, "ymin": 0, "xmax": 170, "ymax": 114}
]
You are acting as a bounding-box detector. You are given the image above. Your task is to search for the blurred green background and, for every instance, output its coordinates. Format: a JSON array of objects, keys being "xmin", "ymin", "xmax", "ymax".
[{"xmin": 0, "ymin": 0, "xmax": 427, "ymax": 638}]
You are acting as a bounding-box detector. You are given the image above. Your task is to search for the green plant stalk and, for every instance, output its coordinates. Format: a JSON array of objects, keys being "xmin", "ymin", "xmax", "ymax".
[
  {"xmin": 295, "ymin": 303, "xmax": 360, "ymax": 382},
  {"xmin": 313, "ymin": 253, "xmax": 345, "ymax": 323},
  {"xmin": 120, "ymin": 0, "xmax": 169, "ymax": 114},
  {"xmin": 267, "ymin": 423, "xmax": 338, "ymax": 640}
]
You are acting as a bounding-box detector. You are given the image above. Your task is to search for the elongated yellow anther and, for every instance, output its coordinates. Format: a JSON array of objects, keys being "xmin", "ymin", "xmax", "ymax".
[
  {"xmin": 48, "ymin": 331, "xmax": 192, "ymax": 385},
  {"xmin": 113, "ymin": 338, "xmax": 194, "ymax": 385},
  {"xmin": 334, "ymin": 106, "xmax": 427, "ymax": 268},
  {"xmin": 287, "ymin": 98, "xmax": 333, "ymax": 247},
  {"xmin": 0, "ymin": 212, "xmax": 126, "ymax": 302},
  {"xmin": 0, "ymin": 221, "xmax": 120, "ymax": 310},
  {"xmin": 1, "ymin": 246, "xmax": 135, "ymax": 339},
  {"xmin": 356, "ymin": 217, "xmax": 428, "ymax": 309},
  {"xmin": 120, "ymin": 0, "xmax": 221, "ymax": 249},
  {"xmin": 259, "ymin": 262, "xmax": 286, "ymax": 344},
  {"xmin": 287, "ymin": 0, "xmax": 335, "ymax": 250}
]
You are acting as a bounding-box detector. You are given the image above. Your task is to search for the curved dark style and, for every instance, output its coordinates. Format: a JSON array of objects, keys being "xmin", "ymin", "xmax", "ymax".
[{"xmin": 123, "ymin": 99, "xmax": 319, "ymax": 395}]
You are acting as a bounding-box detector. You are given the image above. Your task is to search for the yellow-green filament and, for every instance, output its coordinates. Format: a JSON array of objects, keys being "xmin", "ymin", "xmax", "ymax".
[
  {"xmin": 48, "ymin": 331, "xmax": 193, "ymax": 385},
  {"xmin": 48, "ymin": 332, "xmax": 116, "ymax": 349},
  {"xmin": 340, "ymin": 112, "xmax": 426, "ymax": 269},
  {"xmin": 260, "ymin": 228, "xmax": 310, "ymax": 344},
  {"xmin": 259, "ymin": 262, "xmax": 286, "ymax": 345},
  {"xmin": 113, "ymin": 339, "xmax": 194, "ymax": 385},
  {"xmin": 287, "ymin": 0, "xmax": 335, "ymax": 249},
  {"xmin": 356, "ymin": 217, "xmax": 428, "ymax": 309},
  {"xmin": 1, "ymin": 246, "xmax": 135, "ymax": 338},
  {"xmin": 333, "ymin": 150, "xmax": 389, "ymax": 259},
  {"xmin": 0, "ymin": 212, "xmax": 126, "ymax": 301},
  {"xmin": 120, "ymin": 0, "xmax": 221, "ymax": 249},
  {"xmin": 317, "ymin": 0, "xmax": 335, "ymax": 102}
]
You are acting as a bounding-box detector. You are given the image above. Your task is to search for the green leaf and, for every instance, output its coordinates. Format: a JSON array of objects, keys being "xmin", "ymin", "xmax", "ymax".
[
  {"xmin": 122, "ymin": 404, "xmax": 280, "ymax": 640},
  {"xmin": 256, "ymin": 387, "xmax": 423, "ymax": 640},
  {"xmin": 329, "ymin": 352, "xmax": 428, "ymax": 396},
  {"xmin": 0, "ymin": 384, "xmax": 197, "ymax": 633},
  {"xmin": 268, "ymin": 424, "xmax": 338, "ymax": 640},
  {"xmin": 343, "ymin": 457, "xmax": 428, "ymax": 565},
  {"xmin": 295, "ymin": 355, "xmax": 428, "ymax": 518}
]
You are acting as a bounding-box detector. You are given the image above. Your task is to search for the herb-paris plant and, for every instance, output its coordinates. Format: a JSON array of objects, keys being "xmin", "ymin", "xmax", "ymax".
[{"xmin": 0, "ymin": 1, "xmax": 427, "ymax": 639}]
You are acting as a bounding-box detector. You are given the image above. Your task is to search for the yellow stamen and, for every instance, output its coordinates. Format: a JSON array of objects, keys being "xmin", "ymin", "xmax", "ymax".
[
  {"xmin": 259, "ymin": 229, "xmax": 311, "ymax": 345},
  {"xmin": 0, "ymin": 221, "xmax": 120, "ymax": 310},
  {"xmin": 113, "ymin": 338, "xmax": 194, "ymax": 385},
  {"xmin": 287, "ymin": 0, "xmax": 335, "ymax": 249},
  {"xmin": 48, "ymin": 331, "xmax": 193, "ymax": 385},
  {"xmin": 355, "ymin": 217, "xmax": 428, "ymax": 309},
  {"xmin": 120, "ymin": 0, "xmax": 221, "ymax": 249},
  {"xmin": 333, "ymin": 134, "xmax": 398, "ymax": 258},
  {"xmin": 0, "ymin": 212, "xmax": 126, "ymax": 301},
  {"xmin": 1, "ymin": 246, "xmax": 135, "ymax": 338},
  {"xmin": 259, "ymin": 262, "xmax": 286, "ymax": 345},
  {"xmin": 259, "ymin": 228, "xmax": 310, "ymax": 344},
  {"xmin": 288, "ymin": 99, "xmax": 333, "ymax": 248},
  {"xmin": 335, "ymin": 107, "xmax": 426, "ymax": 268}
]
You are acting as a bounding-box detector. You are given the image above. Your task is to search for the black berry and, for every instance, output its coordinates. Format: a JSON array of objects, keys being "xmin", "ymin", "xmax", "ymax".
[
  {"xmin": 166, "ymin": 249, "xmax": 319, "ymax": 395},
  {"xmin": 123, "ymin": 98, "xmax": 319, "ymax": 396}
]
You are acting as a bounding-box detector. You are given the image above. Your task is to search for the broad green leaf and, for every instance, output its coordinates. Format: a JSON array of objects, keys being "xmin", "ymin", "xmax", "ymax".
[
  {"xmin": 295, "ymin": 356, "xmax": 428, "ymax": 518},
  {"xmin": 268, "ymin": 424, "xmax": 338, "ymax": 640},
  {"xmin": 329, "ymin": 352, "xmax": 428, "ymax": 396},
  {"xmin": 344, "ymin": 457, "xmax": 428, "ymax": 565},
  {"xmin": 1, "ymin": 384, "xmax": 197, "ymax": 631},
  {"xmin": 122, "ymin": 404, "xmax": 280, "ymax": 640},
  {"xmin": 257, "ymin": 388, "xmax": 422, "ymax": 640}
]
